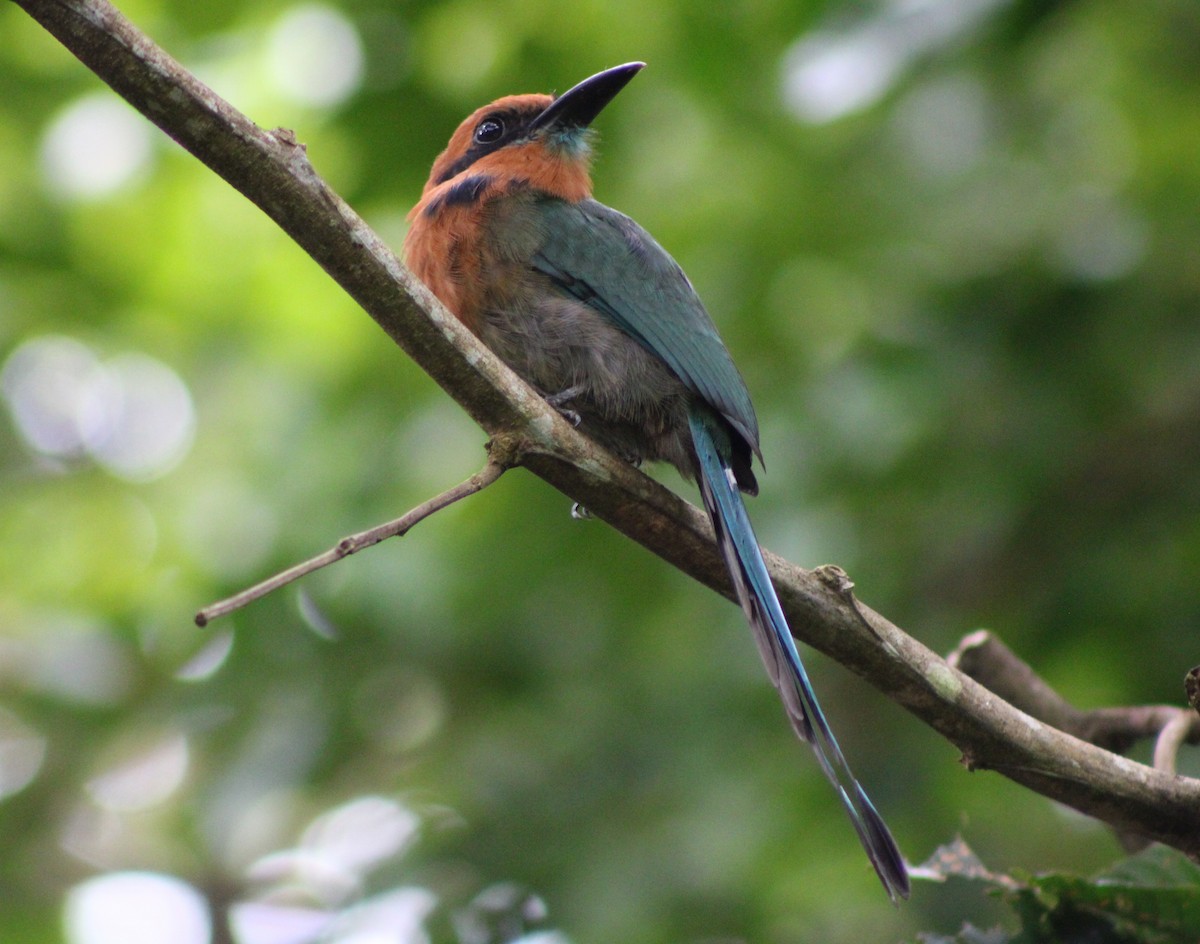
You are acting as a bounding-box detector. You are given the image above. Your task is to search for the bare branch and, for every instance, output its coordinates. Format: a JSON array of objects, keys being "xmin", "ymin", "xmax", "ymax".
[
  {"xmin": 15, "ymin": 0, "xmax": 1200, "ymax": 857},
  {"xmin": 948, "ymin": 629, "xmax": 1200, "ymax": 757},
  {"xmin": 195, "ymin": 454, "xmax": 509, "ymax": 626},
  {"xmin": 948, "ymin": 629, "xmax": 1090, "ymax": 736}
]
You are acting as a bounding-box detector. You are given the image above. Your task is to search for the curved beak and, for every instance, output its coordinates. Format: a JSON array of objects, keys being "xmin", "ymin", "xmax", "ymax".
[{"xmin": 529, "ymin": 62, "xmax": 645, "ymax": 133}]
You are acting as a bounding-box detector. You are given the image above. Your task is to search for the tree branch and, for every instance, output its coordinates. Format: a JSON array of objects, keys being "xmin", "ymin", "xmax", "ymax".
[
  {"xmin": 15, "ymin": 0, "xmax": 1200, "ymax": 856},
  {"xmin": 948, "ymin": 630, "xmax": 1200, "ymax": 758},
  {"xmin": 948, "ymin": 630, "xmax": 1200, "ymax": 852}
]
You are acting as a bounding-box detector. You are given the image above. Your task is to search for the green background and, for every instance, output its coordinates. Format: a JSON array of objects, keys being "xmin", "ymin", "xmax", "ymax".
[{"xmin": 2, "ymin": 0, "xmax": 1198, "ymax": 941}]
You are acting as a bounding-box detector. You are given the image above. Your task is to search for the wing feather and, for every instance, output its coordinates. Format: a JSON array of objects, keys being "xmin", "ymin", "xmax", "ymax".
[{"xmin": 530, "ymin": 198, "xmax": 761, "ymax": 458}]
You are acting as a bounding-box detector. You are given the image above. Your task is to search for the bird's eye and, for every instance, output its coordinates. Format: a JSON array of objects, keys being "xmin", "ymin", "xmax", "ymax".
[{"xmin": 473, "ymin": 117, "xmax": 505, "ymax": 145}]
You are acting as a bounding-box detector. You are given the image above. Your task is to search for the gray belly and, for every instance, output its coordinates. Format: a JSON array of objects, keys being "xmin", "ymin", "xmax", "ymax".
[{"xmin": 479, "ymin": 294, "xmax": 695, "ymax": 476}]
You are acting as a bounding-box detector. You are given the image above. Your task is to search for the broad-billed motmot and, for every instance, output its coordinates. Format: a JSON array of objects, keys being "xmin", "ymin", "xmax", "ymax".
[{"xmin": 404, "ymin": 62, "xmax": 909, "ymax": 901}]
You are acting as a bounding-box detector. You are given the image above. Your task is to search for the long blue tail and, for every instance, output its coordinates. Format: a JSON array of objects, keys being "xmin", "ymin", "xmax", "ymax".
[{"xmin": 688, "ymin": 411, "xmax": 910, "ymax": 901}]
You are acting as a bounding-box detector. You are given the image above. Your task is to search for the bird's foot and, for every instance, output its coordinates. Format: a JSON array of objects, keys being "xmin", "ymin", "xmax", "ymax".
[
  {"xmin": 570, "ymin": 502, "xmax": 592, "ymax": 520},
  {"xmin": 544, "ymin": 385, "xmax": 585, "ymax": 427}
]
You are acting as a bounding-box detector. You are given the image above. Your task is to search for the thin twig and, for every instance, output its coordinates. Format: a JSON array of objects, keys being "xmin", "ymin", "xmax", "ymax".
[
  {"xmin": 1154, "ymin": 711, "xmax": 1194, "ymax": 775},
  {"xmin": 195, "ymin": 458, "xmax": 507, "ymax": 626}
]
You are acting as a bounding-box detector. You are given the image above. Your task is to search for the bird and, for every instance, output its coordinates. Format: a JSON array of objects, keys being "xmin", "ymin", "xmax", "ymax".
[{"xmin": 404, "ymin": 62, "xmax": 909, "ymax": 901}]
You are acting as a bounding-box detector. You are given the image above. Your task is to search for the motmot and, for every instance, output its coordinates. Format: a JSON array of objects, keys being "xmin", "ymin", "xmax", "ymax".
[{"xmin": 404, "ymin": 63, "xmax": 909, "ymax": 901}]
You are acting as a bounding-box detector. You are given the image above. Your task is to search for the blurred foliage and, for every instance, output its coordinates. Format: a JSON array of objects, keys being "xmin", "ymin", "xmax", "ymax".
[
  {"xmin": 2, "ymin": 0, "xmax": 1199, "ymax": 942},
  {"xmin": 912, "ymin": 839, "xmax": 1200, "ymax": 944}
]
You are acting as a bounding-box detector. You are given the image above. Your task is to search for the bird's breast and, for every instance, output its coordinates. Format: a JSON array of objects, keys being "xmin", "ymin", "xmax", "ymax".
[
  {"xmin": 405, "ymin": 177, "xmax": 561, "ymax": 332},
  {"xmin": 405, "ymin": 189, "xmax": 697, "ymax": 475}
]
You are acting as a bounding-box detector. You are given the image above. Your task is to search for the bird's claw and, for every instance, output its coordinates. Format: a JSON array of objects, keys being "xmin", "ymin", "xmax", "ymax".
[
  {"xmin": 570, "ymin": 502, "xmax": 592, "ymax": 520},
  {"xmin": 544, "ymin": 385, "xmax": 585, "ymax": 426}
]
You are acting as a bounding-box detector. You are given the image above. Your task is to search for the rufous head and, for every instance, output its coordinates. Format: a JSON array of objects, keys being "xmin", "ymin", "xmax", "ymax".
[{"xmin": 419, "ymin": 62, "xmax": 645, "ymax": 200}]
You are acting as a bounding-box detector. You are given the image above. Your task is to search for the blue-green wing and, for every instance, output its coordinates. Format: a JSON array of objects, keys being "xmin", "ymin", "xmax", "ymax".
[{"xmin": 530, "ymin": 198, "xmax": 760, "ymax": 456}]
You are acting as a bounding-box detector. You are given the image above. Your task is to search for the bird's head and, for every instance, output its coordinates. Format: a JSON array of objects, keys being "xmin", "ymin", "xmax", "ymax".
[{"xmin": 420, "ymin": 62, "xmax": 645, "ymax": 201}]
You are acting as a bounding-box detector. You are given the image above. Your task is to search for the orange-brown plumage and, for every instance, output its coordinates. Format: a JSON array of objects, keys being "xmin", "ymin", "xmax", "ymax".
[
  {"xmin": 416, "ymin": 94, "xmax": 594, "ymax": 201},
  {"xmin": 405, "ymin": 94, "xmax": 595, "ymax": 332}
]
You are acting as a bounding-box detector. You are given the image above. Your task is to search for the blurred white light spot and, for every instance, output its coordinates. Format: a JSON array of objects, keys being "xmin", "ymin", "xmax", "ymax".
[
  {"xmin": 298, "ymin": 589, "xmax": 341, "ymax": 641},
  {"xmin": 326, "ymin": 888, "xmax": 437, "ymax": 944},
  {"xmin": 87, "ymin": 732, "xmax": 190, "ymax": 812},
  {"xmin": 0, "ymin": 708, "xmax": 47, "ymax": 800},
  {"xmin": 302, "ymin": 796, "xmax": 420, "ymax": 874},
  {"xmin": 782, "ymin": 0, "xmax": 1005, "ymax": 124},
  {"xmin": 64, "ymin": 872, "xmax": 211, "ymax": 944},
  {"xmin": 1, "ymin": 338, "xmax": 195, "ymax": 481},
  {"xmin": 246, "ymin": 848, "xmax": 361, "ymax": 906},
  {"xmin": 784, "ymin": 28, "xmax": 903, "ymax": 123},
  {"xmin": 20, "ymin": 613, "xmax": 133, "ymax": 705},
  {"xmin": 2, "ymin": 335, "xmax": 102, "ymax": 458},
  {"xmin": 229, "ymin": 902, "xmax": 333, "ymax": 944},
  {"xmin": 175, "ymin": 630, "xmax": 236, "ymax": 682},
  {"xmin": 242, "ymin": 797, "xmax": 422, "ymax": 913},
  {"xmin": 1051, "ymin": 191, "xmax": 1148, "ymax": 282},
  {"xmin": 41, "ymin": 93, "xmax": 154, "ymax": 200},
  {"xmin": 266, "ymin": 5, "xmax": 364, "ymax": 107},
  {"xmin": 891, "ymin": 75, "xmax": 990, "ymax": 178},
  {"xmin": 85, "ymin": 352, "xmax": 196, "ymax": 482}
]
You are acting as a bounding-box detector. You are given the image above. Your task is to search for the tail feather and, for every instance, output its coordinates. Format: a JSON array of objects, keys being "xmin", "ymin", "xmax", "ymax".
[{"xmin": 689, "ymin": 411, "xmax": 910, "ymax": 902}]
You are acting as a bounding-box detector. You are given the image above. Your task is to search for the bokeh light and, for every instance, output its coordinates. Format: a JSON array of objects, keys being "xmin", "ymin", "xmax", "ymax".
[
  {"xmin": 39, "ymin": 93, "xmax": 155, "ymax": 200},
  {"xmin": 265, "ymin": 4, "xmax": 364, "ymax": 108},
  {"xmin": 86, "ymin": 731, "xmax": 190, "ymax": 813},
  {"xmin": 782, "ymin": 0, "xmax": 1005, "ymax": 123},
  {"xmin": 11, "ymin": 611, "xmax": 132, "ymax": 706},
  {"xmin": 64, "ymin": 872, "xmax": 211, "ymax": 944},
  {"xmin": 0, "ymin": 707, "xmax": 46, "ymax": 800},
  {"xmin": 1, "ymin": 337, "xmax": 195, "ymax": 481},
  {"xmin": 1, "ymin": 335, "xmax": 103, "ymax": 459}
]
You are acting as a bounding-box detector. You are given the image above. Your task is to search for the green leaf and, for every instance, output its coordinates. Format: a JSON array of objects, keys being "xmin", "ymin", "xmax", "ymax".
[{"xmin": 915, "ymin": 838, "xmax": 1200, "ymax": 944}]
